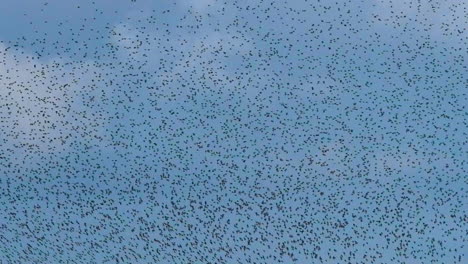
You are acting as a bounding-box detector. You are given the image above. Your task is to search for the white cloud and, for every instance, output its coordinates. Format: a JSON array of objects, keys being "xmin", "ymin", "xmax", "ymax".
[
  {"xmin": 0, "ymin": 45, "xmax": 110, "ymax": 153},
  {"xmin": 110, "ymin": 22, "xmax": 254, "ymax": 107}
]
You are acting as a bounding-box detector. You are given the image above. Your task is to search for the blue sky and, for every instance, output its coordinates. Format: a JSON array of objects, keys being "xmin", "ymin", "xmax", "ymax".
[{"xmin": 0, "ymin": 0, "xmax": 466, "ymax": 263}]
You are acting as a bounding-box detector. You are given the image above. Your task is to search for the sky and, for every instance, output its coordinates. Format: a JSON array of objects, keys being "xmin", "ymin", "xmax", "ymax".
[{"xmin": 0, "ymin": 0, "xmax": 466, "ymax": 263}]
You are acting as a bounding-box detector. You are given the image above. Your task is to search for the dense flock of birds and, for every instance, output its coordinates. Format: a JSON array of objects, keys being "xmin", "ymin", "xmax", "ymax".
[{"xmin": 0, "ymin": 0, "xmax": 466, "ymax": 263}]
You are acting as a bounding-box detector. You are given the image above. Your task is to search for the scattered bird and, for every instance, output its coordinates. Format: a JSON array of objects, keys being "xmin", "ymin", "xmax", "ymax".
[{"xmin": 0, "ymin": 0, "xmax": 466, "ymax": 263}]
